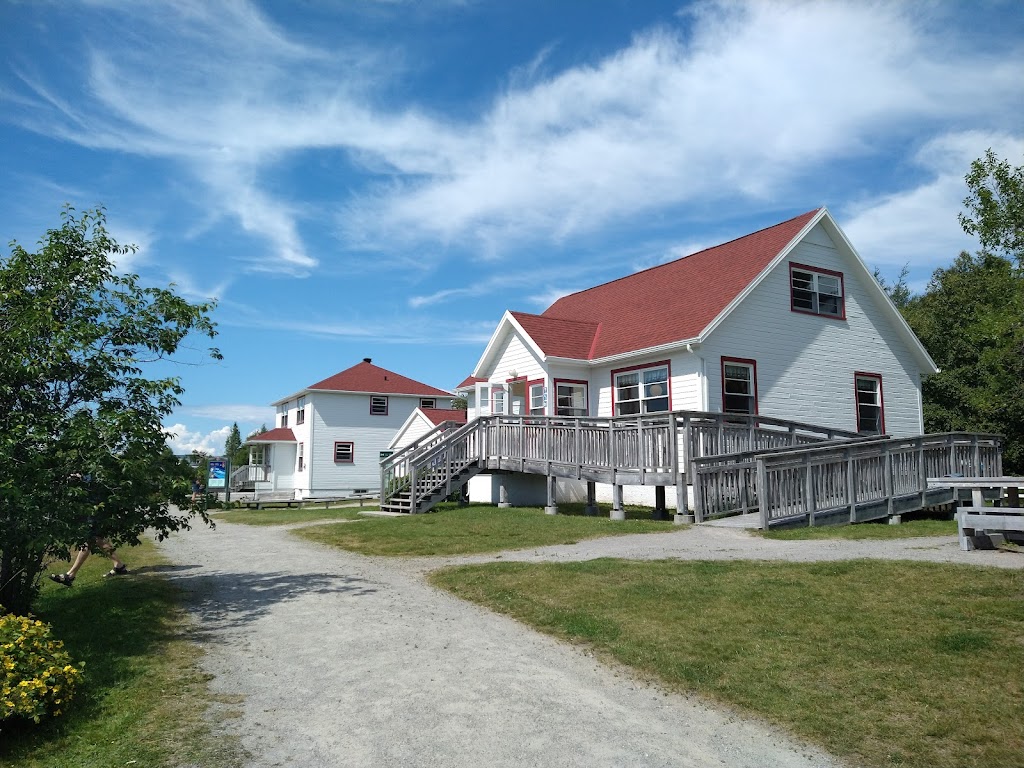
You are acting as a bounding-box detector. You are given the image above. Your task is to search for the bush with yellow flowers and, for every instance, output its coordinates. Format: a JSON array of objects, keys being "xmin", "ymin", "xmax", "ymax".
[{"xmin": 0, "ymin": 607, "xmax": 83, "ymax": 723}]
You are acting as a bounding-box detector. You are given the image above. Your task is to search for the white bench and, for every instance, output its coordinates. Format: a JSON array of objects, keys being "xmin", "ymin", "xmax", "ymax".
[{"xmin": 955, "ymin": 506, "xmax": 1024, "ymax": 551}]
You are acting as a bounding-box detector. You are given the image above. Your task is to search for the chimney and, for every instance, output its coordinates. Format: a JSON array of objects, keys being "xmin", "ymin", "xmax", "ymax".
[{"xmin": 363, "ymin": 357, "xmax": 372, "ymax": 363}]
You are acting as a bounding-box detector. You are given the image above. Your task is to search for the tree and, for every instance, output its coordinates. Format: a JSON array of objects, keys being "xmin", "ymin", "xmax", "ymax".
[
  {"xmin": 959, "ymin": 148, "xmax": 1024, "ymax": 265},
  {"xmin": 0, "ymin": 207, "xmax": 221, "ymax": 613},
  {"xmin": 903, "ymin": 251, "xmax": 1024, "ymax": 473},
  {"xmin": 225, "ymin": 422, "xmax": 248, "ymax": 468},
  {"xmin": 872, "ymin": 263, "xmax": 913, "ymax": 309}
]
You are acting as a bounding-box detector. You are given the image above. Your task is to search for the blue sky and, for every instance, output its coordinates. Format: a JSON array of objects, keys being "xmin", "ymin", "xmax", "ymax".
[{"xmin": 1, "ymin": 0, "xmax": 1022, "ymax": 455}]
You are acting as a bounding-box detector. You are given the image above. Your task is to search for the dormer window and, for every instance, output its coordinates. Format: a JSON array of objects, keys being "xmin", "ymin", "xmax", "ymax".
[{"xmin": 790, "ymin": 263, "xmax": 845, "ymax": 319}]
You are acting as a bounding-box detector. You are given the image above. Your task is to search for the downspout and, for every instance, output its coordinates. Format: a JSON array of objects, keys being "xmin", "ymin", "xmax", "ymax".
[{"xmin": 308, "ymin": 405, "xmax": 315, "ymax": 496}]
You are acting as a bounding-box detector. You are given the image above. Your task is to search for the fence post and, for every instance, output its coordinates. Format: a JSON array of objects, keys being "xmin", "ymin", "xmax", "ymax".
[
  {"xmin": 575, "ymin": 419, "xmax": 582, "ymax": 478},
  {"xmin": 917, "ymin": 437, "xmax": 927, "ymax": 508},
  {"xmin": 410, "ymin": 465, "xmax": 418, "ymax": 514},
  {"xmin": 804, "ymin": 453, "xmax": 816, "ymax": 526},
  {"xmin": 972, "ymin": 434, "xmax": 981, "ymax": 477},
  {"xmin": 884, "ymin": 447, "xmax": 894, "ymax": 517},
  {"xmin": 846, "ymin": 446, "xmax": 857, "ymax": 524},
  {"xmin": 757, "ymin": 458, "xmax": 770, "ymax": 530}
]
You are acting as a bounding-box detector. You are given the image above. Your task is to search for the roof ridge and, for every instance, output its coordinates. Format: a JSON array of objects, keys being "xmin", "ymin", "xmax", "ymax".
[{"xmin": 544, "ymin": 208, "xmax": 821, "ymax": 311}]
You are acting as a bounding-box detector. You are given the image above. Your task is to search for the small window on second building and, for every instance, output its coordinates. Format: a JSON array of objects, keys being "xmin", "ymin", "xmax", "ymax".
[
  {"xmin": 296, "ymin": 407, "xmax": 305, "ymax": 425},
  {"xmin": 334, "ymin": 442, "xmax": 354, "ymax": 463},
  {"xmin": 297, "ymin": 442, "xmax": 304, "ymax": 472},
  {"xmin": 370, "ymin": 396, "xmax": 388, "ymax": 415},
  {"xmin": 722, "ymin": 358, "xmax": 757, "ymax": 416},
  {"xmin": 855, "ymin": 373, "xmax": 884, "ymax": 435},
  {"xmin": 281, "ymin": 413, "xmax": 289, "ymax": 428},
  {"xmin": 420, "ymin": 398, "xmax": 436, "ymax": 409}
]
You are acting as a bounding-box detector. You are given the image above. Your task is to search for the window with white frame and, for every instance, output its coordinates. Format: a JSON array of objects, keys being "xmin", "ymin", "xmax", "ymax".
[
  {"xmin": 420, "ymin": 398, "xmax": 436, "ymax": 409},
  {"xmin": 280, "ymin": 412, "xmax": 288, "ymax": 428},
  {"xmin": 614, "ymin": 365, "xmax": 668, "ymax": 416},
  {"xmin": 791, "ymin": 264, "xmax": 844, "ymax": 318},
  {"xmin": 334, "ymin": 441, "xmax": 354, "ymax": 463},
  {"xmin": 370, "ymin": 396, "xmax": 388, "ymax": 416},
  {"xmin": 722, "ymin": 359, "xmax": 757, "ymax": 415},
  {"xmin": 297, "ymin": 442, "xmax": 304, "ymax": 472},
  {"xmin": 529, "ymin": 383, "xmax": 545, "ymax": 415},
  {"xmin": 855, "ymin": 374, "xmax": 884, "ymax": 434},
  {"xmin": 296, "ymin": 406, "xmax": 305, "ymax": 425},
  {"xmin": 475, "ymin": 383, "xmax": 491, "ymax": 416},
  {"xmin": 491, "ymin": 386, "xmax": 505, "ymax": 415},
  {"xmin": 555, "ymin": 382, "xmax": 587, "ymax": 416}
]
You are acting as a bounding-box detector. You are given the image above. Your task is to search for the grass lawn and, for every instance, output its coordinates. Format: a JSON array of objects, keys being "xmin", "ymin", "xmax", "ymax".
[
  {"xmin": 293, "ymin": 502, "xmax": 675, "ymax": 556},
  {"xmin": 1, "ymin": 540, "xmax": 242, "ymax": 768},
  {"xmin": 430, "ymin": 558, "xmax": 1024, "ymax": 768},
  {"xmin": 213, "ymin": 506, "xmax": 369, "ymax": 526},
  {"xmin": 760, "ymin": 517, "xmax": 958, "ymax": 540}
]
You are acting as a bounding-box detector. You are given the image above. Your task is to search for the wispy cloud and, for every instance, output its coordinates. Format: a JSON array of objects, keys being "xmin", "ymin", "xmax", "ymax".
[
  {"xmin": 182, "ymin": 404, "xmax": 276, "ymax": 423},
  {"xmin": 165, "ymin": 422, "xmax": 232, "ymax": 455}
]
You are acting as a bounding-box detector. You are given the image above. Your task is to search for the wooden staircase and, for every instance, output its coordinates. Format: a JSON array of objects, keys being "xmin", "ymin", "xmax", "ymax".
[{"xmin": 380, "ymin": 461, "xmax": 483, "ymax": 514}]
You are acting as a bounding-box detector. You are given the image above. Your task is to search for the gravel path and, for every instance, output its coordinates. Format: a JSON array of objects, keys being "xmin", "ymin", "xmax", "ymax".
[{"xmin": 156, "ymin": 520, "xmax": 1022, "ymax": 768}]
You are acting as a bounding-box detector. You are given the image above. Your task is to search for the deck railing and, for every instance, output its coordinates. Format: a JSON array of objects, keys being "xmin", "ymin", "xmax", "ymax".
[
  {"xmin": 756, "ymin": 432, "xmax": 1002, "ymax": 528},
  {"xmin": 230, "ymin": 463, "xmax": 271, "ymax": 489}
]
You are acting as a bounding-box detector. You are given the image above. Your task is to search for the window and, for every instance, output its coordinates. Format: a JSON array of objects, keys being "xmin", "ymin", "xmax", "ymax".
[
  {"xmin": 297, "ymin": 442, "xmax": 304, "ymax": 472},
  {"xmin": 420, "ymin": 398, "xmax": 436, "ymax": 409},
  {"xmin": 855, "ymin": 373, "xmax": 884, "ymax": 435},
  {"xmin": 334, "ymin": 442, "xmax": 354, "ymax": 463},
  {"xmin": 370, "ymin": 396, "xmax": 388, "ymax": 415},
  {"xmin": 296, "ymin": 407, "xmax": 305, "ymax": 425},
  {"xmin": 613, "ymin": 364, "xmax": 669, "ymax": 416},
  {"xmin": 281, "ymin": 412, "xmax": 288, "ymax": 428},
  {"xmin": 555, "ymin": 381, "xmax": 588, "ymax": 417},
  {"xmin": 529, "ymin": 383, "xmax": 545, "ymax": 416},
  {"xmin": 721, "ymin": 358, "xmax": 757, "ymax": 416},
  {"xmin": 491, "ymin": 386, "xmax": 505, "ymax": 415},
  {"xmin": 790, "ymin": 263, "xmax": 845, "ymax": 319}
]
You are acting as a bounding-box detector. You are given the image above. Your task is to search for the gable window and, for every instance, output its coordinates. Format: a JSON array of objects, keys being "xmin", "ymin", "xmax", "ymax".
[
  {"xmin": 790, "ymin": 263, "xmax": 845, "ymax": 319},
  {"xmin": 370, "ymin": 396, "xmax": 388, "ymax": 416},
  {"xmin": 334, "ymin": 441, "xmax": 354, "ymax": 463},
  {"xmin": 420, "ymin": 398, "xmax": 436, "ymax": 409},
  {"xmin": 297, "ymin": 442, "xmax": 304, "ymax": 472},
  {"xmin": 613, "ymin": 363, "xmax": 669, "ymax": 416},
  {"xmin": 555, "ymin": 381, "xmax": 588, "ymax": 417},
  {"xmin": 722, "ymin": 357, "xmax": 758, "ymax": 416},
  {"xmin": 855, "ymin": 373, "xmax": 884, "ymax": 435},
  {"xmin": 529, "ymin": 382, "xmax": 546, "ymax": 416}
]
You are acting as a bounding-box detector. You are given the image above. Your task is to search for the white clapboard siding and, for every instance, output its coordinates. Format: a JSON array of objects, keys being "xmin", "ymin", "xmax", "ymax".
[{"xmin": 702, "ymin": 223, "xmax": 923, "ymax": 436}]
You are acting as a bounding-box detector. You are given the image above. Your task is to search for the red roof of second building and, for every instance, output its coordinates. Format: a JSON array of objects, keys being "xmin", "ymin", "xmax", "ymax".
[
  {"xmin": 455, "ymin": 375, "xmax": 486, "ymax": 390},
  {"xmin": 421, "ymin": 408, "xmax": 468, "ymax": 426},
  {"xmin": 246, "ymin": 427, "xmax": 296, "ymax": 443},
  {"xmin": 308, "ymin": 361, "xmax": 451, "ymax": 396},
  {"xmin": 541, "ymin": 209, "xmax": 820, "ymax": 359}
]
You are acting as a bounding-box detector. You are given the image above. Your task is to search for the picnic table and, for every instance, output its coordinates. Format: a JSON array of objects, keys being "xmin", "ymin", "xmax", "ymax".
[{"xmin": 928, "ymin": 477, "xmax": 1024, "ymax": 551}]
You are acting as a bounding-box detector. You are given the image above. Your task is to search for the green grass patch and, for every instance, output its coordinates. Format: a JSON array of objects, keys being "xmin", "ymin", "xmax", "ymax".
[
  {"xmin": 1, "ymin": 540, "xmax": 242, "ymax": 768},
  {"xmin": 213, "ymin": 506, "xmax": 368, "ymax": 526},
  {"xmin": 293, "ymin": 502, "xmax": 675, "ymax": 556},
  {"xmin": 759, "ymin": 518, "xmax": 957, "ymax": 540},
  {"xmin": 429, "ymin": 558, "xmax": 1024, "ymax": 768}
]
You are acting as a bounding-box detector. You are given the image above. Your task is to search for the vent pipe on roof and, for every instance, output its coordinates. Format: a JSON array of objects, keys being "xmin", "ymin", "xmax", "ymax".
[{"xmin": 363, "ymin": 357, "xmax": 372, "ymax": 363}]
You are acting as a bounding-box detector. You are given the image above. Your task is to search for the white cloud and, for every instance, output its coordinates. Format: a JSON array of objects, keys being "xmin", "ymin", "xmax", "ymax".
[
  {"xmin": 165, "ymin": 423, "xmax": 232, "ymax": 455},
  {"xmin": 182, "ymin": 404, "xmax": 276, "ymax": 423},
  {"xmin": 841, "ymin": 131, "xmax": 1024, "ymax": 272}
]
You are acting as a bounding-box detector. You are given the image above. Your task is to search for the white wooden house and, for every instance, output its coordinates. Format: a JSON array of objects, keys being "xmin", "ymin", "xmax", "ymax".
[
  {"xmin": 454, "ymin": 207, "xmax": 939, "ymax": 507},
  {"xmin": 387, "ymin": 407, "xmax": 468, "ymax": 453},
  {"xmin": 240, "ymin": 359, "xmax": 456, "ymax": 499}
]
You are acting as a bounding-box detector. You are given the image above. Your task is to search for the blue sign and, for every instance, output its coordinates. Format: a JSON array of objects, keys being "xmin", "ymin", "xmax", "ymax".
[{"xmin": 207, "ymin": 459, "xmax": 227, "ymax": 489}]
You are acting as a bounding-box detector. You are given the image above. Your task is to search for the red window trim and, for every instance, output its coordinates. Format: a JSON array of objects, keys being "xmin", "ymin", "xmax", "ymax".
[
  {"xmin": 610, "ymin": 360, "xmax": 672, "ymax": 416},
  {"xmin": 789, "ymin": 262, "xmax": 847, "ymax": 321},
  {"xmin": 853, "ymin": 371, "xmax": 885, "ymax": 435},
  {"xmin": 369, "ymin": 395, "xmax": 389, "ymax": 416},
  {"xmin": 553, "ymin": 378, "xmax": 590, "ymax": 417},
  {"xmin": 721, "ymin": 356, "xmax": 759, "ymax": 416},
  {"xmin": 333, "ymin": 441, "xmax": 354, "ymax": 463},
  {"xmin": 526, "ymin": 378, "xmax": 546, "ymax": 415}
]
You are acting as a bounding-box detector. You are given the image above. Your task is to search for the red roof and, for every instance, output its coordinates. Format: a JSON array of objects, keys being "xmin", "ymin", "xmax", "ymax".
[
  {"xmin": 421, "ymin": 408, "xmax": 468, "ymax": 426},
  {"xmin": 308, "ymin": 361, "xmax": 451, "ymax": 397},
  {"xmin": 541, "ymin": 209, "xmax": 820, "ymax": 360},
  {"xmin": 246, "ymin": 428, "xmax": 296, "ymax": 443},
  {"xmin": 455, "ymin": 375, "xmax": 486, "ymax": 390}
]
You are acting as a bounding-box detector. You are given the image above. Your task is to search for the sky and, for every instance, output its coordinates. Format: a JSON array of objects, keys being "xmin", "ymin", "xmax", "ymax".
[{"xmin": 1, "ymin": 0, "xmax": 1022, "ymax": 455}]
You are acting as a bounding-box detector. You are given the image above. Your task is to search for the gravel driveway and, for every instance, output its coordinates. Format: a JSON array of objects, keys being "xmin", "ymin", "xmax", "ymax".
[{"xmin": 156, "ymin": 519, "xmax": 1022, "ymax": 768}]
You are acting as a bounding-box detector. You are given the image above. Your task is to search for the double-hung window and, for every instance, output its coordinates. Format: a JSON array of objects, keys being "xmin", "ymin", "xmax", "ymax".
[
  {"xmin": 722, "ymin": 358, "xmax": 757, "ymax": 416},
  {"xmin": 297, "ymin": 442, "xmax": 304, "ymax": 472},
  {"xmin": 420, "ymin": 398, "xmax": 436, "ymax": 409},
  {"xmin": 555, "ymin": 381, "xmax": 588, "ymax": 417},
  {"xmin": 529, "ymin": 383, "xmax": 546, "ymax": 416},
  {"xmin": 334, "ymin": 441, "xmax": 354, "ymax": 463},
  {"xmin": 790, "ymin": 263, "xmax": 845, "ymax": 319},
  {"xmin": 281, "ymin": 412, "xmax": 289, "ymax": 428},
  {"xmin": 370, "ymin": 396, "xmax": 388, "ymax": 416},
  {"xmin": 855, "ymin": 373, "xmax": 884, "ymax": 434},
  {"xmin": 613, "ymin": 364, "xmax": 669, "ymax": 416}
]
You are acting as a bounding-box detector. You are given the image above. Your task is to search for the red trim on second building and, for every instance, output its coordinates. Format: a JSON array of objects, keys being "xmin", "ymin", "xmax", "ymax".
[{"xmin": 720, "ymin": 356, "xmax": 759, "ymax": 416}]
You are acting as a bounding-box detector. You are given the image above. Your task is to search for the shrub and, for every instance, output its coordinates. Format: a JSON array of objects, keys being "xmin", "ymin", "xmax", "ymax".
[{"xmin": 0, "ymin": 608, "xmax": 83, "ymax": 723}]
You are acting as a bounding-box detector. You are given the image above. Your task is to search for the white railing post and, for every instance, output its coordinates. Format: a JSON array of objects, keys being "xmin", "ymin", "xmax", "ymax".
[
  {"xmin": 804, "ymin": 453, "xmax": 816, "ymax": 526},
  {"xmin": 846, "ymin": 447, "xmax": 857, "ymax": 524},
  {"xmin": 757, "ymin": 458, "xmax": 769, "ymax": 530}
]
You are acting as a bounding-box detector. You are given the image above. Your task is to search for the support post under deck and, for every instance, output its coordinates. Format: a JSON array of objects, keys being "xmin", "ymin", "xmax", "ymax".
[
  {"xmin": 545, "ymin": 475, "xmax": 558, "ymax": 516},
  {"xmin": 652, "ymin": 486, "xmax": 668, "ymax": 521},
  {"xmin": 498, "ymin": 478, "xmax": 510, "ymax": 508},
  {"xmin": 610, "ymin": 484, "xmax": 625, "ymax": 521},
  {"xmin": 585, "ymin": 481, "xmax": 598, "ymax": 516}
]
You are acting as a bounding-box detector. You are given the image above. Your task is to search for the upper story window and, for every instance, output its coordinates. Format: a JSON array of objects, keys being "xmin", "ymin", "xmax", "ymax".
[
  {"xmin": 613, "ymin": 363, "xmax": 669, "ymax": 416},
  {"xmin": 297, "ymin": 442, "xmax": 304, "ymax": 472},
  {"xmin": 296, "ymin": 397, "xmax": 306, "ymax": 425},
  {"xmin": 790, "ymin": 263, "xmax": 845, "ymax": 319},
  {"xmin": 370, "ymin": 396, "xmax": 388, "ymax": 416},
  {"xmin": 280, "ymin": 412, "xmax": 289, "ymax": 428},
  {"xmin": 420, "ymin": 398, "xmax": 436, "ymax": 409},
  {"xmin": 529, "ymin": 383, "xmax": 546, "ymax": 416},
  {"xmin": 555, "ymin": 381, "xmax": 588, "ymax": 417},
  {"xmin": 855, "ymin": 373, "xmax": 884, "ymax": 435},
  {"xmin": 722, "ymin": 357, "xmax": 758, "ymax": 416}
]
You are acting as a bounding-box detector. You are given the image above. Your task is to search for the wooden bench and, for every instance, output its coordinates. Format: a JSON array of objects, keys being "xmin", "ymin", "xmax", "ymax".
[{"xmin": 956, "ymin": 506, "xmax": 1024, "ymax": 551}]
